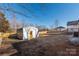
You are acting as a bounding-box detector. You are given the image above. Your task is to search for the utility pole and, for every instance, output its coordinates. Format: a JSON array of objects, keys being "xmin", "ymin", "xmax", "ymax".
[{"xmin": 13, "ymin": 14, "xmax": 17, "ymax": 32}]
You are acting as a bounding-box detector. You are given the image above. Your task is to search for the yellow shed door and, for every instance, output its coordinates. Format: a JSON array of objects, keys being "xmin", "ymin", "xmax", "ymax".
[{"xmin": 28, "ymin": 31, "xmax": 33, "ymax": 40}]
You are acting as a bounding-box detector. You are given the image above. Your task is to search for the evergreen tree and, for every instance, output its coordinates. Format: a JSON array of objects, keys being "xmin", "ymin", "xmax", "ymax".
[{"xmin": 0, "ymin": 12, "xmax": 9, "ymax": 32}]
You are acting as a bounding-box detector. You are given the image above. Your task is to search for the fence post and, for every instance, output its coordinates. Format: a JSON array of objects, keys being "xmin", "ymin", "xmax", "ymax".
[{"xmin": 0, "ymin": 33, "xmax": 3, "ymax": 48}]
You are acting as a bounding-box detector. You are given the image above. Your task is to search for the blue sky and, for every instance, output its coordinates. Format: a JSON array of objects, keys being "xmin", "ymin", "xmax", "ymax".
[{"xmin": 0, "ymin": 3, "xmax": 79, "ymax": 28}]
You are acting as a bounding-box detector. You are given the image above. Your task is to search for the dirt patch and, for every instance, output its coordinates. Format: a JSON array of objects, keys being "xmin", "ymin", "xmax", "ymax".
[{"xmin": 12, "ymin": 34, "xmax": 79, "ymax": 56}]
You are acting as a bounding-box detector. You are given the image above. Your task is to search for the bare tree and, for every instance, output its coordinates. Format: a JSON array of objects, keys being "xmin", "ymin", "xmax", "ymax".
[{"xmin": 54, "ymin": 19, "xmax": 59, "ymax": 28}]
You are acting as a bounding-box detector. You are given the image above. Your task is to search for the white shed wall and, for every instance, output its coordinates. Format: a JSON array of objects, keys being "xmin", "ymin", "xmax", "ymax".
[{"xmin": 23, "ymin": 27, "xmax": 39, "ymax": 40}]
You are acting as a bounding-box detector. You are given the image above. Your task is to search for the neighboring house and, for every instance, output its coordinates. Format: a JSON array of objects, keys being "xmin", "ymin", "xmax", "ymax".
[
  {"xmin": 55, "ymin": 26, "xmax": 66, "ymax": 31},
  {"xmin": 17, "ymin": 26, "xmax": 39, "ymax": 40},
  {"xmin": 67, "ymin": 20, "xmax": 79, "ymax": 33}
]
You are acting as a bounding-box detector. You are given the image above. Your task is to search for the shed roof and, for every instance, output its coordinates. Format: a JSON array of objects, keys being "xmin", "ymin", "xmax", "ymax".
[{"xmin": 56, "ymin": 26, "xmax": 65, "ymax": 29}]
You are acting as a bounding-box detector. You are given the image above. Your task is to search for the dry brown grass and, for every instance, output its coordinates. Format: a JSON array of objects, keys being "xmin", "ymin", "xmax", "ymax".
[
  {"xmin": 12, "ymin": 34, "xmax": 78, "ymax": 56},
  {"xmin": 1, "ymin": 31, "xmax": 79, "ymax": 56}
]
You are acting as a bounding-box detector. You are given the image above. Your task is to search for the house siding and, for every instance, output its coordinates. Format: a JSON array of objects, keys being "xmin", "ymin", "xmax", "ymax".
[{"xmin": 67, "ymin": 24, "xmax": 79, "ymax": 32}]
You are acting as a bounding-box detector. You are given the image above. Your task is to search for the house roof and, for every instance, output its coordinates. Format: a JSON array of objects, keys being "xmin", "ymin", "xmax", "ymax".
[
  {"xmin": 56, "ymin": 26, "xmax": 65, "ymax": 29},
  {"xmin": 67, "ymin": 20, "xmax": 79, "ymax": 26}
]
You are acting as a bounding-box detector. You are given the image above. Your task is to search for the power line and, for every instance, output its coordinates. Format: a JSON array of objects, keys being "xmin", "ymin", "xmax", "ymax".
[
  {"xmin": 16, "ymin": 4, "xmax": 37, "ymax": 18},
  {"xmin": 0, "ymin": 7, "xmax": 32, "ymax": 18}
]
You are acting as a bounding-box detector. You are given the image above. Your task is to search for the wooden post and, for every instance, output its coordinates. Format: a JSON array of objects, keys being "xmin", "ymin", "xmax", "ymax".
[
  {"xmin": 78, "ymin": 22, "xmax": 79, "ymax": 37},
  {"xmin": 0, "ymin": 38, "xmax": 2, "ymax": 48},
  {"xmin": 0, "ymin": 32, "xmax": 3, "ymax": 48}
]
